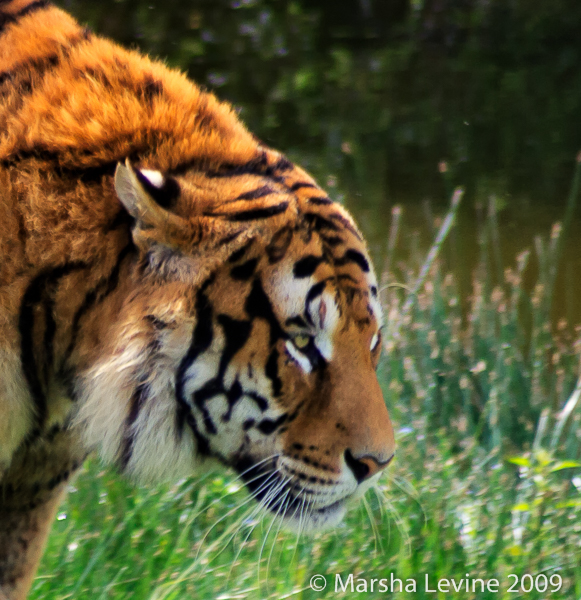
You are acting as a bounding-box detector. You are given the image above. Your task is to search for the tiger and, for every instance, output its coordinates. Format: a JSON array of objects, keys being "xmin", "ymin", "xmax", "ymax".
[{"xmin": 0, "ymin": 1, "xmax": 396, "ymax": 598}]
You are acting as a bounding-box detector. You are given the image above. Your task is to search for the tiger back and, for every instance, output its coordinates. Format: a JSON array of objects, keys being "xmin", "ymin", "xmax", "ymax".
[{"xmin": 0, "ymin": 2, "xmax": 395, "ymax": 598}]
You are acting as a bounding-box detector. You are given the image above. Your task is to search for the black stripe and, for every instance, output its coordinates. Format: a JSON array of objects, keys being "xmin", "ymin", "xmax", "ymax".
[
  {"xmin": 1, "ymin": 148, "xmax": 60, "ymax": 167},
  {"xmin": 175, "ymin": 276, "xmax": 215, "ymax": 437},
  {"xmin": 185, "ymin": 412, "xmax": 210, "ymax": 455},
  {"xmin": 329, "ymin": 213, "xmax": 363, "ymax": 240},
  {"xmin": 245, "ymin": 279, "xmax": 286, "ymax": 346},
  {"xmin": 320, "ymin": 234, "xmax": 344, "ymax": 247},
  {"xmin": 235, "ymin": 185, "xmax": 275, "ymax": 201},
  {"xmin": 207, "ymin": 202, "xmax": 288, "ymax": 222},
  {"xmin": 206, "ymin": 154, "xmax": 268, "ymax": 179},
  {"xmin": 190, "ymin": 305, "xmax": 273, "ymax": 434},
  {"xmin": 306, "ymin": 280, "xmax": 327, "ymax": 304},
  {"xmin": 335, "ymin": 249, "xmax": 370, "ymax": 273},
  {"xmin": 289, "ymin": 182, "xmax": 316, "ymax": 192},
  {"xmin": 217, "ymin": 230, "xmax": 243, "ymax": 246},
  {"xmin": 285, "ymin": 315, "xmax": 308, "ymax": 328},
  {"xmin": 65, "ymin": 161, "xmax": 118, "ymax": 184},
  {"xmin": 216, "ymin": 315, "xmax": 252, "ymax": 378},
  {"xmin": 142, "ymin": 76, "xmax": 164, "ymax": 104},
  {"xmin": 205, "ymin": 154, "xmax": 293, "ymax": 180},
  {"xmin": 272, "ymin": 157, "xmax": 293, "ymax": 172},
  {"xmin": 246, "ymin": 391, "xmax": 269, "ymax": 412},
  {"xmin": 228, "ymin": 202, "xmax": 289, "ymax": 221},
  {"xmin": 227, "ymin": 240, "xmax": 254, "ymax": 263},
  {"xmin": 304, "ymin": 213, "xmax": 340, "ymax": 233},
  {"xmin": 304, "ymin": 280, "xmax": 329, "ymax": 330},
  {"xmin": 42, "ymin": 290, "xmax": 57, "ymax": 385},
  {"xmin": 2, "ymin": 151, "xmax": 118, "ymax": 184},
  {"xmin": 308, "ymin": 196, "xmax": 333, "ymax": 205},
  {"xmin": 230, "ymin": 258, "xmax": 258, "ymax": 281},
  {"xmin": 0, "ymin": 29, "xmax": 89, "ymax": 99},
  {"xmin": 222, "ymin": 379, "xmax": 243, "ymax": 422},
  {"xmin": 265, "ymin": 226, "xmax": 293, "ymax": 264},
  {"xmin": 0, "ymin": 53, "xmax": 57, "ymax": 89},
  {"xmin": 257, "ymin": 412, "xmax": 287, "ymax": 435},
  {"xmin": 293, "ymin": 254, "xmax": 325, "ymax": 278},
  {"xmin": 61, "ymin": 244, "xmax": 134, "ymax": 376},
  {"xmin": 192, "ymin": 315, "xmax": 253, "ymax": 431},
  {"xmin": 336, "ymin": 273, "xmax": 358, "ymax": 284},
  {"xmin": 0, "ymin": 0, "xmax": 51, "ymax": 34},
  {"xmin": 119, "ymin": 381, "xmax": 149, "ymax": 470},
  {"xmin": 265, "ymin": 349, "xmax": 283, "ymax": 397},
  {"xmin": 19, "ymin": 261, "xmax": 89, "ymax": 429},
  {"xmin": 191, "ymin": 380, "xmax": 220, "ymax": 434}
]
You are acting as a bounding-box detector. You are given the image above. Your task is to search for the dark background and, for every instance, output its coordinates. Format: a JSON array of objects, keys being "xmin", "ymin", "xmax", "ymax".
[{"xmin": 55, "ymin": 0, "xmax": 581, "ymax": 322}]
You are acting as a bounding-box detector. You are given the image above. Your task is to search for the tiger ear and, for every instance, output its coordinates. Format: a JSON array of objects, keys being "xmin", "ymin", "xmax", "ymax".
[
  {"xmin": 114, "ymin": 159, "xmax": 182, "ymax": 230},
  {"xmin": 113, "ymin": 159, "xmax": 253, "ymax": 283}
]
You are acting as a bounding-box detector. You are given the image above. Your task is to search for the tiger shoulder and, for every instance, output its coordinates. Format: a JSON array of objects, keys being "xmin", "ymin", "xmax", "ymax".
[{"xmin": 0, "ymin": 2, "xmax": 395, "ymax": 599}]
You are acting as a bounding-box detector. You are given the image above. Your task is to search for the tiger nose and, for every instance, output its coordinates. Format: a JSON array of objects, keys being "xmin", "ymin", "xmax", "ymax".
[{"xmin": 344, "ymin": 449, "xmax": 395, "ymax": 484}]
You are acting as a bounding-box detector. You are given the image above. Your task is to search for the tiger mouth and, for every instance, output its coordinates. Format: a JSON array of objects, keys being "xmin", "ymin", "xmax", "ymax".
[{"xmin": 235, "ymin": 457, "xmax": 348, "ymax": 530}]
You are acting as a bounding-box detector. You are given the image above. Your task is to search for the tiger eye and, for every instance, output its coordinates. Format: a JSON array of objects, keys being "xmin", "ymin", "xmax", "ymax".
[{"xmin": 293, "ymin": 334, "xmax": 311, "ymax": 350}]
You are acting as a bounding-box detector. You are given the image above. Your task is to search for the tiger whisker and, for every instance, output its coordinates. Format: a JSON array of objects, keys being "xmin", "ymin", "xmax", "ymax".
[
  {"xmin": 225, "ymin": 504, "xmax": 263, "ymax": 584},
  {"xmin": 258, "ymin": 485, "xmax": 291, "ymax": 594},
  {"xmin": 371, "ymin": 483, "xmax": 412, "ymax": 558},
  {"xmin": 193, "ymin": 467, "xmax": 282, "ymax": 565},
  {"xmin": 287, "ymin": 487, "xmax": 310, "ymax": 573},
  {"xmin": 206, "ymin": 495, "xmax": 267, "ymax": 565},
  {"xmin": 264, "ymin": 481, "xmax": 296, "ymax": 590},
  {"xmin": 362, "ymin": 493, "xmax": 383, "ymax": 555},
  {"xmin": 221, "ymin": 469, "xmax": 290, "ymax": 561},
  {"xmin": 193, "ymin": 455, "xmax": 281, "ymax": 520}
]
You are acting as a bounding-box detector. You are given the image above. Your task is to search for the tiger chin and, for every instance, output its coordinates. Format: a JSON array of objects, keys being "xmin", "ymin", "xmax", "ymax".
[{"xmin": 0, "ymin": 1, "xmax": 395, "ymax": 598}]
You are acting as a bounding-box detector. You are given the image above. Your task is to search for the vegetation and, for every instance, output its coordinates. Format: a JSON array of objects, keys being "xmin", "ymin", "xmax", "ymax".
[
  {"xmin": 56, "ymin": 0, "xmax": 581, "ymax": 207},
  {"xmin": 33, "ymin": 2, "xmax": 581, "ymax": 598},
  {"xmin": 31, "ymin": 165, "xmax": 581, "ymax": 599}
]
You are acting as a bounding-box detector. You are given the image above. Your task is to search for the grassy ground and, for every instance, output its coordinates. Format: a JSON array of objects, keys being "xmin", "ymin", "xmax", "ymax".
[{"xmin": 31, "ymin": 174, "xmax": 581, "ymax": 599}]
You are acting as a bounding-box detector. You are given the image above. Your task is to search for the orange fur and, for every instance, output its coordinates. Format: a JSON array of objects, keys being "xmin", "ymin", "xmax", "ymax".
[{"xmin": 0, "ymin": 2, "xmax": 395, "ymax": 598}]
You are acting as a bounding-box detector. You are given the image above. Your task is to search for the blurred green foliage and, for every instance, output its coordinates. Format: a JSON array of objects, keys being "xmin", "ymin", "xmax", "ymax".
[
  {"xmin": 55, "ymin": 0, "xmax": 581, "ymax": 207},
  {"xmin": 28, "ymin": 5, "xmax": 581, "ymax": 596},
  {"xmin": 53, "ymin": 0, "xmax": 581, "ymax": 325},
  {"xmin": 32, "ymin": 194, "xmax": 581, "ymax": 599}
]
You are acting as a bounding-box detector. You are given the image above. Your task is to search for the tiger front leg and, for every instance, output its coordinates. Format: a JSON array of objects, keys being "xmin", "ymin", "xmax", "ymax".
[
  {"xmin": 0, "ymin": 429, "xmax": 85, "ymax": 600},
  {"xmin": 0, "ymin": 483, "xmax": 68, "ymax": 600}
]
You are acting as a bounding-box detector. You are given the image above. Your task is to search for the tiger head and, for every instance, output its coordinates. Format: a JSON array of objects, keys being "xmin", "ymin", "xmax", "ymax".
[{"xmin": 75, "ymin": 153, "xmax": 395, "ymax": 533}]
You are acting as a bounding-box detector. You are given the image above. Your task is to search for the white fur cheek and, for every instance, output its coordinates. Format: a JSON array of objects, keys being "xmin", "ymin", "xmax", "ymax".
[
  {"xmin": 285, "ymin": 340, "xmax": 312, "ymax": 373},
  {"xmin": 203, "ymin": 396, "xmax": 269, "ymax": 459},
  {"xmin": 182, "ymin": 352, "xmax": 221, "ymax": 397},
  {"xmin": 73, "ymin": 340, "xmax": 198, "ymax": 484},
  {"xmin": 125, "ymin": 373, "xmax": 197, "ymax": 483},
  {"xmin": 73, "ymin": 343, "xmax": 144, "ymax": 465}
]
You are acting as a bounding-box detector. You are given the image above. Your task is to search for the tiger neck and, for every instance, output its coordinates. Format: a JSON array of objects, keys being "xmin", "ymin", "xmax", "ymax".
[{"xmin": 17, "ymin": 226, "xmax": 139, "ymax": 439}]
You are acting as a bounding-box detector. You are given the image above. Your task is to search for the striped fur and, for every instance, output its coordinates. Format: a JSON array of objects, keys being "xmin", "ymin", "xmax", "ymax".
[{"xmin": 0, "ymin": 2, "xmax": 395, "ymax": 598}]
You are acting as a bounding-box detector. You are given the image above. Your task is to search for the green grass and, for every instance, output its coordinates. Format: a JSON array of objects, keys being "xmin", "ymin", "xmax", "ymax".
[{"xmin": 32, "ymin": 171, "xmax": 581, "ymax": 599}]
